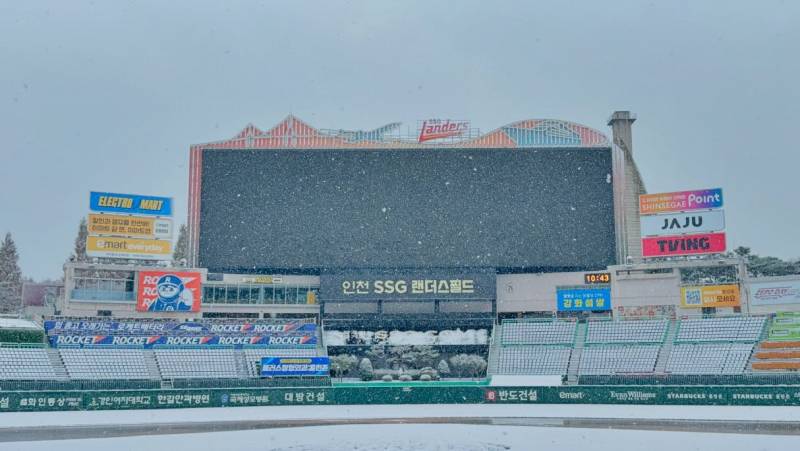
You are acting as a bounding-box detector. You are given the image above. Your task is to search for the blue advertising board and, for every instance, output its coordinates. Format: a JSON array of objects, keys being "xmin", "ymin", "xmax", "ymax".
[
  {"xmin": 44, "ymin": 320, "xmax": 316, "ymax": 335},
  {"xmin": 556, "ymin": 286, "xmax": 612, "ymax": 311},
  {"xmin": 48, "ymin": 333, "xmax": 318, "ymax": 348},
  {"xmin": 89, "ymin": 191, "xmax": 173, "ymax": 216},
  {"xmin": 261, "ymin": 357, "xmax": 330, "ymax": 377}
]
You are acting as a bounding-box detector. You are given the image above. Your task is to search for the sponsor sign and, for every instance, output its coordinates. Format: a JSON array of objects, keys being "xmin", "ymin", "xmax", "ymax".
[
  {"xmin": 136, "ymin": 271, "xmax": 202, "ymax": 312},
  {"xmin": 556, "ymin": 286, "xmax": 612, "ymax": 311},
  {"xmin": 680, "ymin": 284, "xmax": 741, "ymax": 308},
  {"xmin": 417, "ymin": 119, "xmax": 470, "ymax": 143},
  {"xmin": 749, "ymin": 280, "xmax": 800, "ymax": 306},
  {"xmin": 90, "ymin": 191, "xmax": 173, "ymax": 216},
  {"xmin": 320, "ymin": 270, "xmax": 496, "ymax": 301},
  {"xmin": 241, "ymin": 276, "xmax": 283, "ymax": 284},
  {"xmin": 48, "ymin": 334, "xmax": 318, "ymax": 348},
  {"xmin": 43, "ymin": 320, "xmax": 316, "ymax": 335},
  {"xmin": 260, "ymin": 357, "xmax": 330, "ymax": 377},
  {"xmin": 641, "ymin": 232, "xmax": 726, "ymax": 258},
  {"xmin": 640, "ymin": 210, "xmax": 725, "ymax": 237},
  {"xmin": 639, "ymin": 188, "xmax": 723, "ymax": 215},
  {"xmin": 768, "ymin": 326, "xmax": 800, "ymax": 341},
  {"xmin": 88, "ymin": 213, "xmax": 173, "ymax": 239},
  {"xmin": 86, "ymin": 236, "xmax": 172, "ymax": 260}
]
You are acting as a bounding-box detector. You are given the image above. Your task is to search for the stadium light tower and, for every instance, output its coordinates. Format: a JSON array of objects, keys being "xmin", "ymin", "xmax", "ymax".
[{"xmin": 608, "ymin": 111, "xmax": 645, "ymax": 265}]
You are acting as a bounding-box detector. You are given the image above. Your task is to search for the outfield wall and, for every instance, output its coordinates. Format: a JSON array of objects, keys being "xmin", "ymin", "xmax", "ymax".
[{"xmin": 2, "ymin": 385, "xmax": 800, "ymax": 412}]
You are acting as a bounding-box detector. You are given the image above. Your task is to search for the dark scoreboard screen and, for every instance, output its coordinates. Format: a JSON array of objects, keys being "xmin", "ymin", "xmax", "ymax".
[{"xmin": 198, "ymin": 147, "xmax": 616, "ymax": 273}]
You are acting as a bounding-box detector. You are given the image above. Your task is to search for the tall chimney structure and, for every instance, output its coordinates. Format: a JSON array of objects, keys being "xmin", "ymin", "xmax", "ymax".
[{"xmin": 608, "ymin": 111, "xmax": 646, "ymax": 264}]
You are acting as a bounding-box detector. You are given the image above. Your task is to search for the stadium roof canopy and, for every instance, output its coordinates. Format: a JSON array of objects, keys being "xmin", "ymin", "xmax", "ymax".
[{"xmin": 191, "ymin": 115, "xmax": 610, "ymax": 151}]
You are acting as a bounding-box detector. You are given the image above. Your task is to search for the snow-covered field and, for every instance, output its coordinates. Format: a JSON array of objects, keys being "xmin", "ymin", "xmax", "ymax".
[
  {"xmin": 3, "ymin": 403, "xmax": 800, "ymax": 428},
  {"xmin": 2, "ymin": 403, "xmax": 799, "ymax": 450},
  {"xmin": 1, "ymin": 423, "xmax": 795, "ymax": 451}
]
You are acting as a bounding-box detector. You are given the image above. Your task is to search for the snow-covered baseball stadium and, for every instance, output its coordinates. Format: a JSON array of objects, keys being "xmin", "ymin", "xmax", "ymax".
[{"xmin": 2, "ymin": 112, "xmax": 800, "ymax": 449}]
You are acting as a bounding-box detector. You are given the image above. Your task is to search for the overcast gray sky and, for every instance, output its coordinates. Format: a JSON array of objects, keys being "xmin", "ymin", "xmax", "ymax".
[{"xmin": 1, "ymin": 1, "xmax": 798, "ymax": 281}]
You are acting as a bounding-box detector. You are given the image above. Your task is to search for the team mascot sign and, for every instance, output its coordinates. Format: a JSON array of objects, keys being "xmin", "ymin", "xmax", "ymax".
[{"xmin": 136, "ymin": 271, "xmax": 202, "ymax": 312}]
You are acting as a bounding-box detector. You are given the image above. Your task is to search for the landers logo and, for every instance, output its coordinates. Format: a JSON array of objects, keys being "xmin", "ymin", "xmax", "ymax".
[{"xmin": 418, "ymin": 119, "xmax": 470, "ymax": 143}]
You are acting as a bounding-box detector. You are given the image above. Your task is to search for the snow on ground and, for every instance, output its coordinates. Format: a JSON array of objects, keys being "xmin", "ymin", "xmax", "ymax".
[
  {"xmin": 2, "ymin": 403, "xmax": 800, "ymax": 428},
  {"xmin": 0, "ymin": 423, "xmax": 794, "ymax": 451}
]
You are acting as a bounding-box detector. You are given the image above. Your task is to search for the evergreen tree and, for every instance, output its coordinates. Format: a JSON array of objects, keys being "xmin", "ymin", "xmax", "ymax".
[
  {"xmin": 71, "ymin": 218, "xmax": 88, "ymax": 262},
  {"xmin": 172, "ymin": 224, "xmax": 189, "ymax": 266},
  {"xmin": 0, "ymin": 233, "xmax": 23, "ymax": 313}
]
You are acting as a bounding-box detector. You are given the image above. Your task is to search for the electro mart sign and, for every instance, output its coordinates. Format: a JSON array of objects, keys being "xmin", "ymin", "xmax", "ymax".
[{"xmin": 90, "ymin": 191, "xmax": 173, "ymax": 216}]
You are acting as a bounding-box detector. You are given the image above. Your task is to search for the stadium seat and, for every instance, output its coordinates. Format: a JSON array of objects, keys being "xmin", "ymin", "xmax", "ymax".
[
  {"xmin": 666, "ymin": 343, "xmax": 754, "ymax": 374},
  {"xmin": 586, "ymin": 319, "xmax": 667, "ymax": 344},
  {"xmin": 0, "ymin": 348, "xmax": 58, "ymax": 380},
  {"xmin": 60, "ymin": 348, "xmax": 150, "ymax": 380},
  {"xmin": 579, "ymin": 345, "xmax": 660, "ymax": 375},
  {"xmin": 500, "ymin": 320, "xmax": 576, "ymax": 345},
  {"xmin": 154, "ymin": 349, "xmax": 243, "ymax": 379},
  {"xmin": 675, "ymin": 317, "xmax": 766, "ymax": 342}
]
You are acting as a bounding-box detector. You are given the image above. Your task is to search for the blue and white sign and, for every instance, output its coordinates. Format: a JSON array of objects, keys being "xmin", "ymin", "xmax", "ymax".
[
  {"xmin": 260, "ymin": 357, "xmax": 330, "ymax": 377},
  {"xmin": 556, "ymin": 286, "xmax": 612, "ymax": 312},
  {"xmin": 89, "ymin": 191, "xmax": 173, "ymax": 216}
]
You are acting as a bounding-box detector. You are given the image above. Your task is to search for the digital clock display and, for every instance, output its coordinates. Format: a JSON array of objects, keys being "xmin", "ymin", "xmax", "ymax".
[{"xmin": 584, "ymin": 272, "xmax": 611, "ymax": 284}]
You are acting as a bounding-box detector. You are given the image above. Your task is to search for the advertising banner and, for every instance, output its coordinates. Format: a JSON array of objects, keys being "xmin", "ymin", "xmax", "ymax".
[
  {"xmin": 90, "ymin": 191, "xmax": 173, "ymax": 216},
  {"xmin": 556, "ymin": 286, "xmax": 612, "ymax": 311},
  {"xmin": 136, "ymin": 271, "xmax": 202, "ymax": 312},
  {"xmin": 640, "ymin": 210, "xmax": 725, "ymax": 237},
  {"xmin": 680, "ymin": 284, "xmax": 741, "ymax": 308},
  {"xmin": 43, "ymin": 320, "xmax": 316, "ymax": 335},
  {"xmin": 49, "ymin": 334, "xmax": 317, "ymax": 348},
  {"xmin": 320, "ymin": 270, "xmax": 496, "ymax": 301},
  {"xmin": 639, "ymin": 188, "xmax": 723, "ymax": 215},
  {"xmin": 641, "ymin": 232, "xmax": 726, "ymax": 258},
  {"xmin": 260, "ymin": 357, "xmax": 330, "ymax": 377},
  {"xmin": 749, "ymin": 280, "xmax": 800, "ymax": 306},
  {"xmin": 87, "ymin": 214, "xmax": 173, "ymax": 239},
  {"xmin": 86, "ymin": 236, "xmax": 172, "ymax": 260}
]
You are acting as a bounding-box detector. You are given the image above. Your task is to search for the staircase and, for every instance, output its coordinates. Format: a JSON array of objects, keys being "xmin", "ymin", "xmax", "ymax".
[
  {"xmin": 486, "ymin": 322, "xmax": 501, "ymax": 375},
  {"xmin": 45, "ymin": 348, "xmax": 69, "ymax": 380},
  {"xmin": 565, "ymin": 321, "xmax": 587, "ymax": 384},
  {"xmin": 654, "ymin": 319, "xmax": 679, "ymax": 373},
  {"xmin": 143, "ymin": 350, "xmax": 162, "ymax": 380},
  {"xmin": 234, "ymin": 349, "xmax": 250, "ymax": 377}
]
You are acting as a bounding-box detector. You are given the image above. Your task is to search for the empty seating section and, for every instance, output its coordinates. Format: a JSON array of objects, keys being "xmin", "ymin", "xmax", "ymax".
[
  {"xmin": 155, "ymin": 349, "xmax": 241, "ymax": 379},
  {"xmin": 666, "ymin": 343, "xmax": 754, "ymax": 374},
  {"xmin": 586, "ymin": 320, "xmax": 667, "ymax": 344},
  {"xmin": 495, "ymin": 346, "xmax": 571, "ymax": 375},
  {"xmin": 580, "ymin": 345, "xmax": 660, "ymax": 375},
  {"xmin": 60, "ymin": 348, "xmax": 149, "ymax": 380},
  {"xmin": 243, "ymin": 348, "xmax": 317, "ymax": 377},
  {"xmin": 676, "ymin": 317, "xmax": 766, "ymax": 342},
  {"xmin": 0, "ymin": 348, "xmax": 57, "ymax": 380},
  {"xmin": 500, "ymin": 321, "xmax": 576, "ymax": 345}
]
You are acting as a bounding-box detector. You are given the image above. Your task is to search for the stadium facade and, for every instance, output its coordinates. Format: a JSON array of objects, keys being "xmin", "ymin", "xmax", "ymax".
[{"xmin": 55, "ymin": 112, "xmax": 798, "ymax": 320}]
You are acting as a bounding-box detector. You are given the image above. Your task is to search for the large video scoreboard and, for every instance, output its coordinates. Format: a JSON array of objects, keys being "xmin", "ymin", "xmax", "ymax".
[{"xmin": 198, "ymin": 147, "xmax": 616, "ymax": 273}]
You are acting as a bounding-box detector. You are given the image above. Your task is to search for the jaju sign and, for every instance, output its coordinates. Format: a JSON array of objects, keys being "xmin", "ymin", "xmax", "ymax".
[
  {"xmin": 418, "ymin": 119, "xmax": 470, "ymax": 143},
  {"xmin": 640, "ymin": 210, "xmax": 725, "ymax": 237}
]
